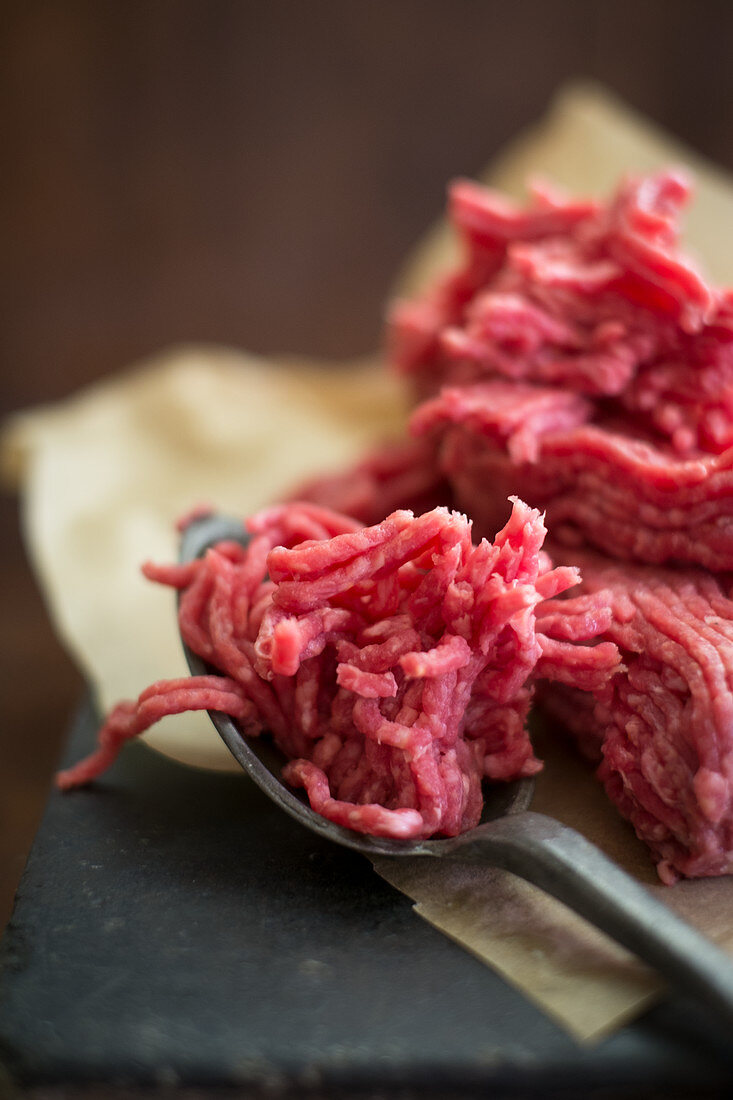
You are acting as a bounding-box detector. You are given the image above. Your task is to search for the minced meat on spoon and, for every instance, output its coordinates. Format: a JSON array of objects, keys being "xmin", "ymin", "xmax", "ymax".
[{"xmin": 57, "ymin": 500, "xmax": 617, "ymax": 840}]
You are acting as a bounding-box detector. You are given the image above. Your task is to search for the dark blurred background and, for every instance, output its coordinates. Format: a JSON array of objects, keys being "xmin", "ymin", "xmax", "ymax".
[{"xmin": 3, "ymin": 0, "xmax": 733, "ymax": 927}]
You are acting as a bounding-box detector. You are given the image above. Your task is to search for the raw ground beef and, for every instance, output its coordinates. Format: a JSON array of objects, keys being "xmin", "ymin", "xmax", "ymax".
[
  {"xmin": 57, "ymin": 500, "xmax": 617, "ymax": 840},
  {"xmin": 537, "ymin": 548, "xmax": 733, "ymax": 883},
  {"xmin": 390, "ymin": 172, "xmax": 733, "ymax": 571}
]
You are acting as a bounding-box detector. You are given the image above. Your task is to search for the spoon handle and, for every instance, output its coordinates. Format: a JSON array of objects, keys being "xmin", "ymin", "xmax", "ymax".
[{"xmin": 444, "ymin": 810, "xmax": 733, "ymax": 1027}]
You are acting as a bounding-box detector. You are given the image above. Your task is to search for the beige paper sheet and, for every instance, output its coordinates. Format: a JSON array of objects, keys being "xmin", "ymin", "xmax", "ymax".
[
  {"xmin": 5, "ymin": 82, "xmax": 733, "ymax": 1041},
  {"xmin": 3, "ymin": 347, "xmax": 406, "ymax": 768}
]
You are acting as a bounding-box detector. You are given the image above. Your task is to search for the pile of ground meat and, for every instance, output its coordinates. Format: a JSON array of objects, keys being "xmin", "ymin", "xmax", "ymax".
[
  {"xmin": 57, "ymin": 499, "xmax": 617, "ymax": 839},
  {"xmin": 298, "ymin": 170, "xmax": 733, "ymax": 880}
]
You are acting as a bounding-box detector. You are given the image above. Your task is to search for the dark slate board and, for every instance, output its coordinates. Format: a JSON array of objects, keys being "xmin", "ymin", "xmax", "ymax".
[{"xmin": 1, "ymin": 699, "xmax": 733, "ymax": 1098}]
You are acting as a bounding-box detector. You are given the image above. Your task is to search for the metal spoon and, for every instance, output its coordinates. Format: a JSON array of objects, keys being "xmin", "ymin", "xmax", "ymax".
[{"xmin": 180, "ymin": 513, "xmax": 733, "ymax": 1029}]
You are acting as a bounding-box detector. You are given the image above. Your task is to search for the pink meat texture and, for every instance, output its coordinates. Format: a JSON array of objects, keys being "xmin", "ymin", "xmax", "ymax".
[
  {"xmin": 58, "ymin": 168, "xmax": 733, "ymax": 881},
  {"xmin": 57, "ymin": 500, "xmax": 617, "ymax": 840},
  {"xmin": 537, "ymin": 550, "xmax": 733, "ymax": 884},
  {"xmin": 391, "ymin": 172, "xmax": 733, "ymax": 569}
]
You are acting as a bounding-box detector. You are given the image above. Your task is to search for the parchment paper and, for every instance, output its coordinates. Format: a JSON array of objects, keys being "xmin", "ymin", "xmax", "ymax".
[
  {"xmin": 2, "ymin": 347, "xmax": 406, "ymax": 768},
  {"xmin": 5, "ymin": 82, "xmax": 733, "ymax": 1041}
]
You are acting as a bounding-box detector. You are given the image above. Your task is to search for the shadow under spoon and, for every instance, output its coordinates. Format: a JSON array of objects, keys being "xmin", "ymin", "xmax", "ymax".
[{"xmin": 180, "ymin": 513, "xmax": 733, "ymax": 1031}]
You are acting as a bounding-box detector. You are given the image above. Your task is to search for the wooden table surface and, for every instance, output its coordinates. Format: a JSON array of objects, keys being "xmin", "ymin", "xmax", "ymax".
[{"xmin": 4, "ymin": 0, "xmax": 733, "ymax": 931}]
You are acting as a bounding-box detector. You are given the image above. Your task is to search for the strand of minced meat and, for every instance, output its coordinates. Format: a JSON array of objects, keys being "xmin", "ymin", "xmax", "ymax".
[
  {"xmin": 57, "ymin": 499, "xmax": 618, "ymax": 841},
  {"xmin": 536, "ymin": 548, "xmax": 733, "ymax": 884}
]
